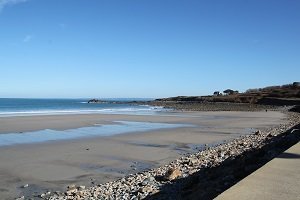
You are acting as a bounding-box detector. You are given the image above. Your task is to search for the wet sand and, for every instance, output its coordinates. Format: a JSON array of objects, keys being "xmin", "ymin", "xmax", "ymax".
[{"xmin": 0, "ymin": 111, "xmax": 285, "ymax": 199}]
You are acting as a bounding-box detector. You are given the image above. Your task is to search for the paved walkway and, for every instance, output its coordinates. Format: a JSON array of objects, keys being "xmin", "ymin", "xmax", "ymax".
[{"xmin": 216, "ymin": 142, "xmax": 300, "ymax": 200}]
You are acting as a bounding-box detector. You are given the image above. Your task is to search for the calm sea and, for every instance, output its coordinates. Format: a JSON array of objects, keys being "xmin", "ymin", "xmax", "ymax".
[{"xmin": 0, "ymin": 98, "xmax": 163, "ymax": 117}]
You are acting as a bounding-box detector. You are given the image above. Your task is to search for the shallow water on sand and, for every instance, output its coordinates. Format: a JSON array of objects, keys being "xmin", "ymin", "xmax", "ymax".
[{"xmin": 0, "ymin": 121, "xmax": 193, "ymax": 146}]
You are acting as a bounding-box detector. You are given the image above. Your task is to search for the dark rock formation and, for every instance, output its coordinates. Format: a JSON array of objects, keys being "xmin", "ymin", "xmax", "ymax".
[{"xmin": 87, "ymin": 99, "xmax": 106, "ymax": 103}]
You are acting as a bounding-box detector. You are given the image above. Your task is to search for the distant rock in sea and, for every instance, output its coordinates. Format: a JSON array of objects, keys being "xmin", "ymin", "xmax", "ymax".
[{"xmin": 87, "ymin": 99, "xmax": 106, "ymax": 103}]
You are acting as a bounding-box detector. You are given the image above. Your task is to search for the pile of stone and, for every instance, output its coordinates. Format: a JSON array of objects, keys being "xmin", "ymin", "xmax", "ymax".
[{"xmin": 29, "ymin": 112, "xmax": 299, "ymax": 200}]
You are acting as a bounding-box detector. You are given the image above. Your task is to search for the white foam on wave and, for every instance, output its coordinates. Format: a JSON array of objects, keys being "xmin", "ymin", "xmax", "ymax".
[{"xmin": 0, "ymin": 106, "xmax": 167, "ymax": 117}]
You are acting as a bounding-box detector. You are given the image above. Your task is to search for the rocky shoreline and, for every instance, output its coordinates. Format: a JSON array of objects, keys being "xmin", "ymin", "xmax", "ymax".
[
  {"xmin": 19, "ymin": 108, "xmax": 299, "ymax": 200},
  {"xmin": 85, "ymin": 98, "xmax": 278, "ymax": 112},
  {"xmin": 145, "ymin": 101, "xmax": 278, "ymax": 112}
]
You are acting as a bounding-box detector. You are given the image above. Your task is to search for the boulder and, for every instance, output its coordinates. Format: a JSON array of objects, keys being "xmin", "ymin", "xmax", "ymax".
[{"xmin": 164, "ymin": 168, "xmax": 182, "ymax": 181}]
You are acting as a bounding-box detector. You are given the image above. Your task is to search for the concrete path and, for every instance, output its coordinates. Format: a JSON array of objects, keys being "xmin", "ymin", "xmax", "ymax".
[{"xmin": 216, "ymin": 142, "xmax": 300, "ymax": 200}]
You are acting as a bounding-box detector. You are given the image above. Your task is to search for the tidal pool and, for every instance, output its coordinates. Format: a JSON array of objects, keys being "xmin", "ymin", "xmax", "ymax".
[{"xmin": 0, "ymin": 121, "xmax": 193, "ymax": 146}]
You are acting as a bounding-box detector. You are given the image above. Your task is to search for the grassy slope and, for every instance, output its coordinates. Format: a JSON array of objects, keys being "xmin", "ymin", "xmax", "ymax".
[{"xmin": 156, "ymin": 83, "xmax": 300, "ymax": 106}]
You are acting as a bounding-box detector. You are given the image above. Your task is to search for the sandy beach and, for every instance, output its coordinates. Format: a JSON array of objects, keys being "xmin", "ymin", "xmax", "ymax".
[{"xmin": 0, "ymin": 111, "xmax": 286, "ymax": 199}]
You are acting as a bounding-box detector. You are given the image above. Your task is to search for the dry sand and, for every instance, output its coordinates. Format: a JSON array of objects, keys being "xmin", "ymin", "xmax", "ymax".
[{"xmin": 0, "ymin": 111, "xmax": 285, "ymax": 199}]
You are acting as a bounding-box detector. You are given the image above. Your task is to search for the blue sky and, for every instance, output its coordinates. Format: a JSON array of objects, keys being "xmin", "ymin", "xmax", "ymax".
[{"xmin": 0, "ymin": 0, "xmax": 299, "ymax": 98}]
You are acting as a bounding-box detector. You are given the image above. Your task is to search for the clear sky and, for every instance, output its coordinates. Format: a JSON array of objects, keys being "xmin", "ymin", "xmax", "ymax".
[{"xmin": 0, "ymin": 0, "xmax": 299, "ymax": 98}]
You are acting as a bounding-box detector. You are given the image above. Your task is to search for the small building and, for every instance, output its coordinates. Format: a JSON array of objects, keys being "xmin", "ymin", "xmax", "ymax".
[{"xmin": 213, "ymin": 91, "xmax": 220, "ymax": 96}]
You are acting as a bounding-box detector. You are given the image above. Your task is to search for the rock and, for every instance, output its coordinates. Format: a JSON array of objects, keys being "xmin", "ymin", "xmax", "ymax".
[
  {"xmin": 15, "ymin": 196, "xmax": 25, "ymax": 200},
  {"xmin": 23, "ymin": 184, "xmax": 29, "ymax": 188},
  {"xmin": 77, "ymin": 190, "xmax": 85, "ymax": 196},
  {"xmin": 40, "ymin": 193, "xmax": 46, "ymax": 198},
  {"xmin": 67, "ymin": 184, "xmax": 76, "ymax": 190},
  {"xmin": 164, "ymin": 168, "xmax": 182, "ymax": 181},
  {"xmin": 189, "ymin": 158, "xmax": 199, "ymax": 166},
  {"xmin": 78, "ymin": 185, "xmax": 86, "ymax": 190},
  {"xmin": 139, "ymin": 186, "xmax": 153, "ymax": 193},
  {"xmin": 66, "ymin": 188, "xmax": 78, "ymax": 196},
  {"xmin": 254, "ymin": 130, "xmax": 261, "ymax": 135},
  {"xmin": 218, "ymin": 151, "xmax": 225, "ymax": 158},
  {"xmin": 142, "ymin": 177, "xmax": 155, "ymax": 186},
  {"xmin": 189, "ymin": 169, "xmax": 198, "ymax": 175},
  {"xmin": 88, "ymin": 99, "xmax": 107, "ymax": 103}
]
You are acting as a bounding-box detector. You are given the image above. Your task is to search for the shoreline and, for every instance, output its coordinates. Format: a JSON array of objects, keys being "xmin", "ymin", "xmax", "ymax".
[
  {"xmin": 135, "ymin": 101, "xmax": 280, "ymax": 112},
  {"xmin": 0, "ymin": 111, "xmax": 287, "ymax": 199},
  {"xmin": 46, "ymin": 110, "xmax": 300, "ymax": 200},
  {"xmin": 0, "ymin": 110, "xmax": 282, "ymax": 134}
]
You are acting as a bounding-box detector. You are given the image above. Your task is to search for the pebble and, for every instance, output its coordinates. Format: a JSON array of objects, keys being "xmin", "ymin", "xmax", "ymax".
[
  {"xmin": 40, "ymin": 193, "xmax": 46, "ymax": 198},
  {"xmin": 78, "ymin": 185, "xmax": 86, "ymax": 190},
  {"xmin": 67, "ymin": 184, "xmax": 76, "ymax": 190},
  {"xmin": 254, "ymin": 130, "xmax": 261, "ymax": 135},
  {"xmin": 164, "ymin": 168, "xmax": 182, "ymax": 181}
]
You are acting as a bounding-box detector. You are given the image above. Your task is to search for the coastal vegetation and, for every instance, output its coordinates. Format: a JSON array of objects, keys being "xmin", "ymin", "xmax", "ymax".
[
  {"xmin": 87, "ymin": 82, "xmax": 300, "ymax": 112},
  {"xmin": 154, "ymin": 82, "xmax": 300, "ymax": 106},
  {"xmin": 88, "ymin": 82, "xmax": 300, "ymax": 108}
]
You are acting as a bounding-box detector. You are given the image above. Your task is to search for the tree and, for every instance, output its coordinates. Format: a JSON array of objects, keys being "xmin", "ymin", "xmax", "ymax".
[
  {"xmin": 223, "ymin": 89, "xmax": 234, "ymax": 95},
  {"xmin": 293, "ymin": 82, "xmax": 300, "ymax": 88}
]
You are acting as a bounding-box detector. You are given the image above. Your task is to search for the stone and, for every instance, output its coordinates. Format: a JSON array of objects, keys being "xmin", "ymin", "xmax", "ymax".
[
  {"xmin": 139, "ymin": 186, "xmax": 153, "ymax": 193},
  {"xmin": 254, "ymin": 130, "xmax": 261, "ymax": 135},
  {"xmin": 78, "ymin": 185, "xmax": 86, "ymax": 190},
  {"xmin": 15, "ymin": 196, "xmax": 25, "ymax": 200},
  {"xmin": 218, "ymin": 151, "xmax": 225, "ymax": 158},
  {"xmin": 77, "ymin": 190, "xmax": 85, "ymax": 196},
  {"xmin": 66, "ymin": 188, "xmax": 78, "ymax": 196},
  {"xmin": 141, "ymin": 177, "xmax": 155, "ymax": 186},
  {"xmin": 189, "ymin": 158, "xmax": 199, "ymax": 166},
  {"xmin": 164, "ymin": 168, "xmax": 182, "ymax": 181},
  {"xmin": 23, "ymin": 184, "xmax": 29, "ymax": 188},
  {"xmin": 67, "ymin": 184, "xmax": 76, "ymax": 190}
]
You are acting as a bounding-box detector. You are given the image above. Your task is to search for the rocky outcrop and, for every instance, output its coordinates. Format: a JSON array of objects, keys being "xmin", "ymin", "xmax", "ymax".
[
  {"xmin": 147, "ymin": 101, "xmax": 276, "ymax": 112},
  {"xmin": 87, "ymin": 99, "xmax": 106, "ymax": 103}
]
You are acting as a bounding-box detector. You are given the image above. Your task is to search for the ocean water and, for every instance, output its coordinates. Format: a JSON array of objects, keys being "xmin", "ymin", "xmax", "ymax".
[
  {"xmin": 0, "ymin": 98, "xmax": 165, "ymax": 117},
  {"xmin": 0, "ymin": 99, "xmax": 186, "ymax": 146}
]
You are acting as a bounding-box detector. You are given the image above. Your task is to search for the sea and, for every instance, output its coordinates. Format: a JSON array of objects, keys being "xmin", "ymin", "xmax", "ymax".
[
  {"xmin": 0, "ymin": 98, "xmax": 165, "ymax": 117},
  {"xmin": 0, "ymin": 98, "xmax": 184, "ymax": 146}
]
